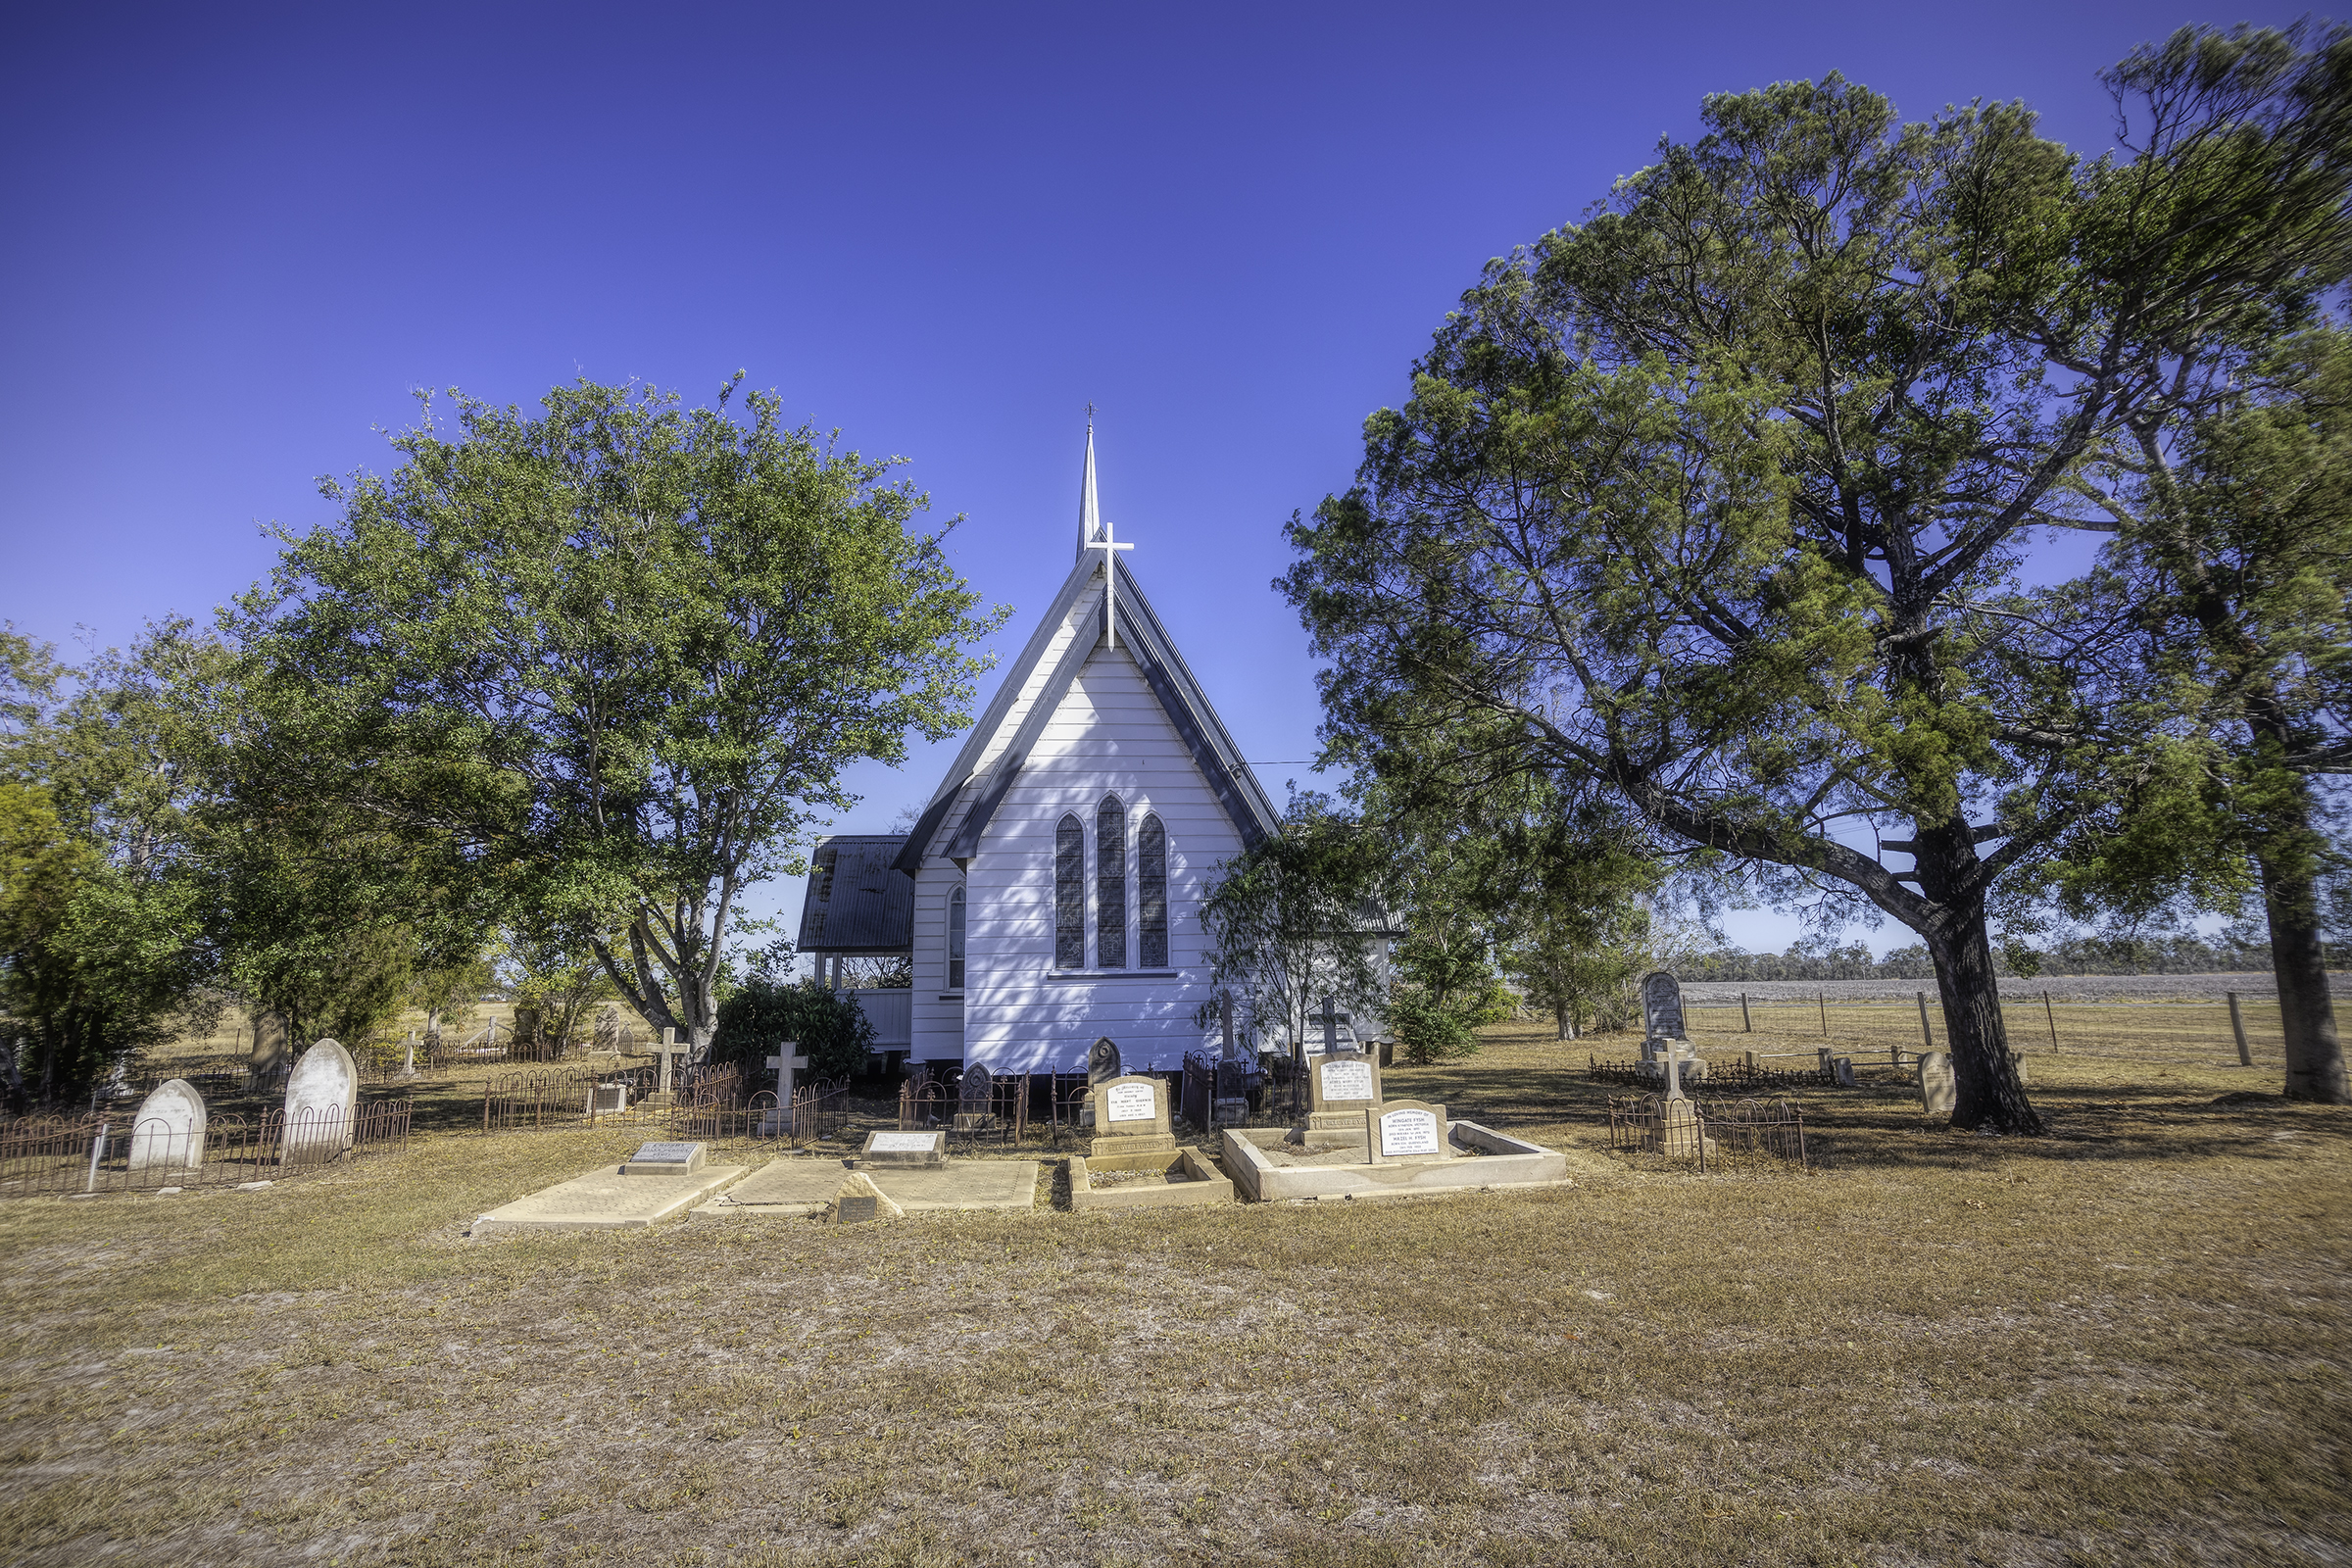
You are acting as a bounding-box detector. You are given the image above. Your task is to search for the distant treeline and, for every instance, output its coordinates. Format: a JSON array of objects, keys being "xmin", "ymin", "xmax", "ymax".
[{"xmin": 1682, "ymin": 933, "xmax": 2312, "ymax": 983}]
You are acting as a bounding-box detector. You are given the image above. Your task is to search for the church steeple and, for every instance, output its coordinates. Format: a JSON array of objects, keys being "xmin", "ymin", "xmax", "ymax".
[{"xmin": 1076, "ymin": 410, "xmax": 1101, "ymax": 561}]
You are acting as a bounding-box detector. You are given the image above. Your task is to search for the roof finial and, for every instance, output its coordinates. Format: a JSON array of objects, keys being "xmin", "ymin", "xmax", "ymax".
[{"xmin": 1076, "ymin": 406, "xmax": 1101, "ymax": 561}]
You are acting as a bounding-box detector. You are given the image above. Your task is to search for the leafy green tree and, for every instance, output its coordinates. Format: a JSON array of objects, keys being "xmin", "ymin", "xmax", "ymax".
[
  {"xmin": 231, "ymin": 378, "xmax": 1004, "ymax": 1060},
  {"xmin": 0, "ymin": 627, "xmax": 219, "ymax": 1103},
  {"xmin": 1196, "ymin": 790, "xmax": 1392, "ymax": 1060},
  {"xmin": 1284, "ymin": 27, "xmax": 2352, "ymax": 1132},
  {"xmin": 2060, "ymin": 328, "xmax": 2352, "ymax": 1101}
]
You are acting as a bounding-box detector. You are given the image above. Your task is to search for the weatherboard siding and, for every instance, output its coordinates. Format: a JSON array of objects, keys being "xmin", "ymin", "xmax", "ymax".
[
  {"xmin": 908, "ymin": 860, "xmax": 964, "ymax": 1062},
  {"xmin": 963, "ymin": 642, "xmax": 1243, "ymax": 1073}
]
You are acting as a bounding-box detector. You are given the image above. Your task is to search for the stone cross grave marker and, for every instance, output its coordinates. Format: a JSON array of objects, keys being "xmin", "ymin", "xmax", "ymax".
[
  {"xmin": 1917, "ymin": 1050, "xmax": 1956, "ymax": 1116},
  {"xmin": 1660, "ymin": 1037, "xmax": 1689, "ymax": 1102},
  {"xmin": 282, "ymin": 1039, "xmax": 358, "ymax": 1164},
  {"xmin": 765, "ymin": 1041, "xmax": 809, "ymax": 1109},
  {"xmin": 1641, "ymin": 971, "xmax": 1687, "ymax": 1045},
  {"xmin": 128, "ymin": 1078, "xmax": 206, "ymax": 1175},
  {"xmin": 1087, "ymin": 1036, "xmax": 1124, "ymax": 1085},
  {"xmin": 652, "ymin": 1028, "xmax": 690, "ymax": 1095}
]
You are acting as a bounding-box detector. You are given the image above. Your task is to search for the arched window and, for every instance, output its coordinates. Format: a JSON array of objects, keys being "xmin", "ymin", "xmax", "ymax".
[
  {"xmin": 1054, "ymin": 815, "xmax": 1086, "ymax": 969},
  {"xmin": 947, "ymin": 884, "xmax": 966, "ymax": 989},
  {"xmin": 1138, "ymin": 813, "xmax": 1167, "ymax": 968},
  {"xmin": 1096, "ymin": 794, "xmax": 1127, "ymax": 969}
]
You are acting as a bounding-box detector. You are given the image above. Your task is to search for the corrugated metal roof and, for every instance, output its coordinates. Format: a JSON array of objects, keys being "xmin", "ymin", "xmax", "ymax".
[{"xmin": 797, "ymin": 836, "xmax": 913, "ymax": 953}]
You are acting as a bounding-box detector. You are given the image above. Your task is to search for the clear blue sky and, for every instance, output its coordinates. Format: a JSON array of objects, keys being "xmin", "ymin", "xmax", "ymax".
[{"xmin": 0, "ymin": 1, "xmax": 2300, "ymax": 956}]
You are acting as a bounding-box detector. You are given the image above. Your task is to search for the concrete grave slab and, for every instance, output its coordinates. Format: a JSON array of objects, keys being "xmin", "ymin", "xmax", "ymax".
[
  {"xmin": 696, "ymin": 1156, "xmax": 1040, "ymax": 1219},
  {"xmin": 473, "ymin": 1159, "xmax": 749, "ymax": 1237},
  {"xmin": 1069, "ymin": 1146, "xmax": 1235, "ymax": 1212},
  {"xmin": 1221, "ymin": 1121, "xmax": 1568, "ymax": 1203}
]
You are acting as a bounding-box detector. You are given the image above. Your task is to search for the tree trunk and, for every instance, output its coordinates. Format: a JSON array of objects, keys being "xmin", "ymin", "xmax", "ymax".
[
  {"xmin": 2254, "ymin": 816, "xmax": 2349, "ymax": 1103},
  {"xmin": 1924, "ymin": 901, "xmax": 2042, "ymax": 1134}
]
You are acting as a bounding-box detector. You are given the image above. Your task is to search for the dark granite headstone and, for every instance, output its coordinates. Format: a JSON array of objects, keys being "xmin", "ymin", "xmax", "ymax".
[
  {"xmin": 1641, "ymin": 971, "xmax": 1687, "ymax": 1040},
  {"xmin": 959, "ymin": 1062, "xmax": 993, "ymax": 1111},
  {"xmin": 1087, "ymin": 1036, "xmax": 1123, "ymax": 1085}
]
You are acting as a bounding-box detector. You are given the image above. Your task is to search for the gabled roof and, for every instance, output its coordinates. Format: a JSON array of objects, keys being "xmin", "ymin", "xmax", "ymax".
[
  {"xmin": 893, "ymin": 552, "xmax": 1281, "ymax": 872},
  {"xmin": 797, "ymin": 835, "xmax": 913, "ymax": 953}
]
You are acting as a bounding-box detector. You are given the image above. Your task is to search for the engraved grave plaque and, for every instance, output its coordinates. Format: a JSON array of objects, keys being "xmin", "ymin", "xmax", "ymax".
[
  {"xmin": 1105, "ymin": 1081, "xmax": 1156, "ymax": 1123},
  {"xmin": 1319, "ymin": 1058, "xmax": 1375, "ymax": 1103},
  {"xmin": 1378, "ymin": 1107, "xmax": 1443, "ymax": 1158},
  {"xmin": 870, "ymin": 1132, "xmax": 936, "ymax": 1152},
  {"xmin": 834, "ymin": 1195, "xmax": 879, "ymax": 1224}
]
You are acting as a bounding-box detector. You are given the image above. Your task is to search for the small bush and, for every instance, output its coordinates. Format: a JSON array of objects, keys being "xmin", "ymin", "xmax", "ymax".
[
  {"xmin": 709, "ymin": 978, "xmax": 875, "ymax": 1081},
  {"xmin": 1392, "ymin": 989, "xmax": 1480, "ymax": 1064}
]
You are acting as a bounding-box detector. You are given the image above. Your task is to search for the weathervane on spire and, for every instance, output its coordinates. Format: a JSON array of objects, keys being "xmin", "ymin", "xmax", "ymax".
[{"xmin": 1075, "ymin": 410, "xmax": 1135, "ymax": 648}]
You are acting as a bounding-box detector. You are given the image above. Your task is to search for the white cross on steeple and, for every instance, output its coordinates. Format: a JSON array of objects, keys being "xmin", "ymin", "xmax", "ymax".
[{"xmin": 1076, "ymin": 411, "xmax": 1135, "ymax": 648}]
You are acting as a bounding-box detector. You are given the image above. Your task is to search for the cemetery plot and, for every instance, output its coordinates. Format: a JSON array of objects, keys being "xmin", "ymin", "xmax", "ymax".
[
  {"xmin": 1067, "ymin": 1146, "xmax": 1234, "ymax": 1211},
  {"xmin": 1221, "ymin": 1118, "xmax": 1567, "ymax": 1201},
  {"xmin": 0, "ymin": 1099, "xmax": 414, "ymax": 1198},
  {"xmin": 1604, "ymin": 1096, "xmax": 1809, "ymax": 1173},
  {"xmin": 471, "ymin": 1145, "xmax": 750, "ymax": 1237},
  {"xmin": 695, "ymin": 1155, "xmax": 1041, "ymax": 1218}
]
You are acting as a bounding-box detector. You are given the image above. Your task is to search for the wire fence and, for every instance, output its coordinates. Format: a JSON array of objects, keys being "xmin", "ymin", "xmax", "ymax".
[
  {"xmin": 0, "ymin": 1100, "xmax": 415, "ymax": 1199},
  {"xmin": 1604, "ymin": 1096, "xmax": 1809, "ymax": 1173},
  {"xmin": 1670, "ymin": 992, "xmax": 2292, "ymax": 1068}
]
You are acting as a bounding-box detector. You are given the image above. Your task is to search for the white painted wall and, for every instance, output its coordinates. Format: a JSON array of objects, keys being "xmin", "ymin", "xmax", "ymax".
[
  {"xmin": 964, "ymin": 638, "xmax": 1241, "ymax": 1073},
  {"xmin": 908, "ymin": 859, "xmax": 964, "ymax": 1062}
]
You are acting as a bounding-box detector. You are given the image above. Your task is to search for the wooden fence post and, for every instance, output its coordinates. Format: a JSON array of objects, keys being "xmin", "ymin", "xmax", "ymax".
[
  {"xmin": 2228, "ymin": 992, "xmax": 2254, "ymax": 1067},
  {"xmin": 1740, "ymin": 993, "xmax": 1752, "ymax": 1032},
  {"xmin": 1915, "ymin": 990, "xmax": 1935, "ymax": 1064},
  {"xmin": 2043, "ymin": 991, "xmax": 2059, "ymax": 1054}
]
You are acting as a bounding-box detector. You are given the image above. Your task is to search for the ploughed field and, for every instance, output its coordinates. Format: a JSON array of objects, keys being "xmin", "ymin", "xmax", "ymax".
[{"xmin": 1, "ymin": 1024, "xmax": 2346, "ymax": 1567}]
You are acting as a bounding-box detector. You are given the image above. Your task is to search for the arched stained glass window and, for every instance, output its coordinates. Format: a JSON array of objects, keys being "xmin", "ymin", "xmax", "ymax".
[
  {"xmin": 1138, "ymin": 813, "xmax": 1167, "ymax": 968},
  {"xmin": 948, "ymin": 884, "xmax": 966, "ymax": 989},
  {"xmin": 1097, "ymin": 795, "xmax": 1127, "ymax": 969},
  {"xmin": 1054, "ymin": 815, "xmax": 1086, "ymax": 969}
]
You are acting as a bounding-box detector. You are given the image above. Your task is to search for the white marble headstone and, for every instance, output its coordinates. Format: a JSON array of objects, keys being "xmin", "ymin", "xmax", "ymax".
[
  {"xmin": 128, "ymin": 1078, "xmax": 207, "ymax": 1174},
  {"xmin": 281, "ymin": 1038, "xmax": 358, "ymax": 1162}
]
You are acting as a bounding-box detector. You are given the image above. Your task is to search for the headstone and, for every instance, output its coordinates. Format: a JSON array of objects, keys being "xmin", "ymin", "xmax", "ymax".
[
  {"xmin": 1367, "ymin": 1099, "xmax": 1448, "ymax": 1162},
  {"xmin": 127, "ymin": 1079, "xmax": 206, "ymax": 1174},
  {"xmin": 1089, "ymin": 1072, "xmax": 1174, "ymax": 1156},
  {"xmin": 593, "ymin": 1005, "xmax": 619, "ymax": 1054},
  {"xmin": 652, "ymin": 1028, "xmax": 689, "ymax": 1095},
  {"xmin": 1220, "ymin": 992, "xmax": 1240, "ymax": 1062},
  {"xmin": 1831, "ymin": 1055, "xmax": 1857, "ymax": 1088},
  {"xmin": 1087, "ymin": 1036, "xmax": 1124, "ymax": 1085},
  {"xmin": 399, "ymin": 1031, "xmax": 418, "ymax": 1080},
  {"xmin": 250, "ymin": 1010, "xmax": 290, "ymax": 1072},
  {"xmin": 959, "ymin": 1062, "xmax": 994, "ymax": 1113},
  {"xmin": 587, "ymin": 1082, "xmax": 628, "ymax": 1115},
  {"xmin": 860, "ymin": 1129, "xmax": 947, "ymax": 1167},
  {"xmin": 824, "ymin": 1170, "xmax": 904, "ymax": 1224},
  {"xmin": 621, "ymin": 1140, "xmax": 707, "ymax": 1176},
  {"xmin": 1640, "ymin": 971, "xmax": 1687, "ymax": 1043},
  {"xmin": 1309, "ymin": 1053, "xmax": 1381, "ymax": 1117},
  {"xmin": 1917, "ymin": 1050, "xmax": 1955, "ymax": 1116},
  {"xmin": 765, "ymin": 1042, "xmax": 809, "ymax": 1110},
  {"xmin": 280, "ymin": 1039, "xmax": 358, "ymax": 1164}
]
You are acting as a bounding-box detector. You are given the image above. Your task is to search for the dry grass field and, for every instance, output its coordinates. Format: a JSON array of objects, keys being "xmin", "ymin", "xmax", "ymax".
[{"xmin": 3, "ymin": 1021, "xmax": 2348, "ymax": 1567}]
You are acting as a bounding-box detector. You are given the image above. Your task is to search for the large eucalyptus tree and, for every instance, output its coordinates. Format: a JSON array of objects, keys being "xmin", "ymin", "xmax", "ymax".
[{"xmin": 1285, "ymin": 25, "xmax": 2352, "ymax": 1130}]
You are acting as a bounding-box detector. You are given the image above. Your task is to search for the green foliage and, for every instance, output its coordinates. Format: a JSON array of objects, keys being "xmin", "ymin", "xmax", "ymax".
[
  {"xmin": 1196, "ymin": 789, "xmax": 1391, "ymax": 1055},
  {"xmin": 0, "ymin": 627, "xmax": 220, "ymax": 1103},
  {"xmin": 1282, "ymin": 27, "xmax": 2352, "ymax": 1132},
  {"xmin": 497, "ymin": 923, "xmax": 612, "ymax": 1050},
  {"xmin": 709, "ymin": 976, "xmax": 874, "ymax": 1083},
  {"xmin": 1389, "ymin": 987, "xmax": 1479, "ymax": 1065},
  {"xmin": 229, "ymin": 377, "xmax": 1006, "ymax": 1053}
]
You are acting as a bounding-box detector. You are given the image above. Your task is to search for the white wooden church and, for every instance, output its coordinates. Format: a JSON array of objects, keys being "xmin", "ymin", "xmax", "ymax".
[{"xmin": 797, "ymin": 427, "xmax": 1284, "ymax": 1074}]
